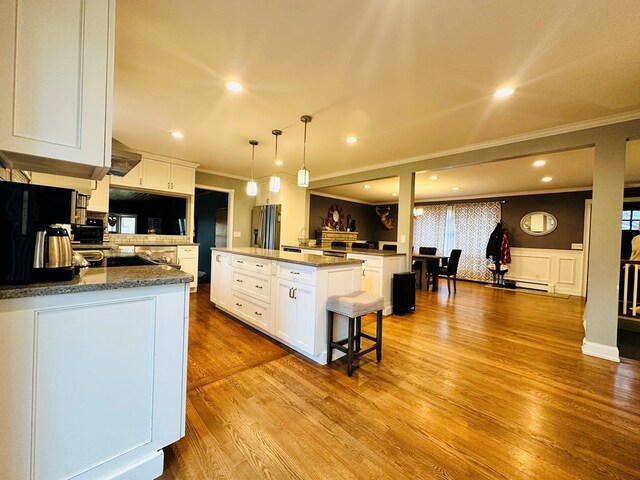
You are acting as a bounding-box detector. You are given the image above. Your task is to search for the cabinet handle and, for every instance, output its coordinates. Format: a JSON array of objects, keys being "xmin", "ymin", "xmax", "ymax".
[
  {"xmin": 288, "ymin": 287, "xmax": 293, "ymax": 298},
  {"xmin": 292, "ymin": 288, "xmax": 297, "ymax": 299},
  {"xmin": 237, "ymin": 260, "xmax": 244, "ymax": 264},
  {"xmin": 362, "ymin": 270, "xmax": 366, "ymax": 276},
  {"xmin": 256, "ymin": 264, "xmax": 263, "ymax": 268},
  {"xmin": 290, "ymin": 271, "xmax": 300, "ymax": 275},
  {"xmin": 139, "ymin": 178, "xmax": 142, "ymax": 185},
  {"xmin": 254, "ymin": 311, "xmax": 262, "ymax": 316},
  {"xmin": 235, "ymin": 302, "xmax": 242, "ymax": 307},
  {"xmin": 236, "ymin": 279, "xmax": 243, "ymax": 283},
  {"xmin": 255, "ymin": 285, "xmax": 262, "ymax": 289}
]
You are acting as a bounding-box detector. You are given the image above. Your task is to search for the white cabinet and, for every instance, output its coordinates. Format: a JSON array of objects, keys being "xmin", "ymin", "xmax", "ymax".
[
  {"xmin": 110, "ymin": 162, "xmax": 142, "ymax": 188},
  {"xmin": 231, "ymin": 291, "xmax": 270, "ymax": 330},
  {"xmin": 178, "ymin": 245, "xmax": 199, "ymax": 291},
  {"xmin": 210, "ymin": 251, "xmax": 231, "ymax": 309},
  {"xmin": 111, "ymin": 157, "xmax": 196, "ymax": 195},
  {"xmin": 0, "ymin": 283, "xmax": 189, "ymax": 480},
  {"xmin": 273, "ymin": 276, "xmax": 316, "ymax": 354},
  {"xmin": 230, "ymin": 255, "xmax": 272, "ymax": 331},
  {"xmin": 0, "ymin": 0, "xmax": 115, "ymax": 180},
  {"xmin": 347, "ymin": 253, "xmax": 404, "ymax": 315},
  {"xmin": 87, "ymin": 176, "xmax": 110, "ymax": 212}
]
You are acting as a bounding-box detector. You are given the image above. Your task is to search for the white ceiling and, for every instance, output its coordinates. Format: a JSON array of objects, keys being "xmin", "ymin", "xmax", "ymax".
[
  {"xmin": 314, "ymin": 141, "xmax": 640, "ymax": 203},
  {"xmin": 113, "ymin": 1, "xmax": 640, "ymax": 184}
]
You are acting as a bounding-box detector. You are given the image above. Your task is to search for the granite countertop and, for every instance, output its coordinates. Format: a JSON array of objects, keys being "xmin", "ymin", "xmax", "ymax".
[
  {"xmin": 0, "ymin": 265, "xmax": 193, "ymax": 300},
  {"xmin": 211, "ymin": 247, "xmax": 364, "ymax": 267},
  {"xmin": 281, "ymin": 244, "xmax": 406, "ymax": 257}
]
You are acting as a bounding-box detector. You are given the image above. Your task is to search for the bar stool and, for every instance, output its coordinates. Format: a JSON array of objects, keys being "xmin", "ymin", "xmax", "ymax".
[{"xmin": 326, "ymin": 291, "xmax": 384, "ymax": 376}]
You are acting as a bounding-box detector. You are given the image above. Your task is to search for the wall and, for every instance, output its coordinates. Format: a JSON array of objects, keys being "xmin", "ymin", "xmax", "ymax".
[
  {"xmin": 309, "ymin": 194, "xmax": 398, "ymax": 242},
  {"xmin": 195, "ymin": 171, "xmax": 254, "ymax": 247},
  {"xmin": 194, "ymin": 189, "xmax": 228, "ymax": 280},
  {"xmin": 417, "ymin": 191, "xmax": 591, "ymax": 250}
]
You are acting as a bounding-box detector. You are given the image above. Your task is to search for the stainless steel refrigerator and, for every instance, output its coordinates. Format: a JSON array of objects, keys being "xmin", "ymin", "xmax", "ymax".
[{"xmin": 251, "ymin": 205, "xmax": 281, "ymax": 249}]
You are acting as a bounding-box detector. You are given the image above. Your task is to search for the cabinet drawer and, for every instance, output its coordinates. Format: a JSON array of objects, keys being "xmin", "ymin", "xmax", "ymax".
[
  {"xmin": 276, "ymin": 263, "xmax": 317, "ymax": 286},
  {"xmin": 177, "ymin": 246, "xmax": 198, "ymax": 258},
  {"xmin": 231, "ymin": 292, "xmax": 269, "ymax": 330},
  {"xmin": 232, "ymin": 270, "xmax": 270, "ymax": 302},
  {"xmin": 347, "ymin": 253, "xmax": 383, "ymax": 268},
  {"xmin": 232, "ymin": 255, "xmax": 271, "ymax": 273}
]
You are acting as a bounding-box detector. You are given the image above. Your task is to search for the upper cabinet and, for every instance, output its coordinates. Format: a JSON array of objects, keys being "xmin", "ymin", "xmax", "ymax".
[
  {"xmin": 111, "ymin": 155, "xmax": 197, "ymax": 196},
  {"xmin": 0, "ymin": 0, "xmax": 115, "ymax": 180}
]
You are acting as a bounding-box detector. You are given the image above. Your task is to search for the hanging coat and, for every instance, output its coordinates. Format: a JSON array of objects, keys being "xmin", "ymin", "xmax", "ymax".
[
  {"xmin": 501, "ymin": 229, "xmax": 511, "ymax": 264},
  {"xmin": 486, "ymin": 221, "xmax": 502, "ymax": 260}
]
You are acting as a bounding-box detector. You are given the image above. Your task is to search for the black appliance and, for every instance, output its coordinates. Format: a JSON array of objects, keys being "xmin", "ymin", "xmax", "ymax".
[
  {"xmin": 72, "ymin": 218, "xmax": 104, "ymax": 244},
  {"xmin": 0, "ymin": 182, "xmax": 75, "ymax": 284}
]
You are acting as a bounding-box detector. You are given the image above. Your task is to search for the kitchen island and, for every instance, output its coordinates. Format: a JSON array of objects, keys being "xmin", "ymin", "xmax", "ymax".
[
  {"xmin": 0, "ymin": 266, "xmax": 192, "ymax": 480},
  {"xmin": 282, "ymin": 244, "xmax": 406, "ymax": 315},
  {"xmin": 211, "ymin": 247, "xmax": 363, "ymax": 364}
]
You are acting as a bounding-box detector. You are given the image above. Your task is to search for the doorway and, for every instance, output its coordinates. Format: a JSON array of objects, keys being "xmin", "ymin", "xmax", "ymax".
[{"xmin": 194, "ymin": 187, "xmax": 231, "ymax": 284}]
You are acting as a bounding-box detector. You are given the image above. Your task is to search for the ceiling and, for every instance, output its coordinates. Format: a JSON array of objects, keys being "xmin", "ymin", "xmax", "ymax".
[
  {"xmin": 113, "ymin": 1, "xmax": 640, "ymax": 184},
  {"xmin": 314, "ymin": 140, "xmax": 640, "ymax": 203}
]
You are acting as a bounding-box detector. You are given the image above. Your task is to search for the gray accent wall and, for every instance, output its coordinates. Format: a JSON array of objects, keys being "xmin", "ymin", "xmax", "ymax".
[
  {"xmin": 309, "ymin": 194, "xmax": 398, "ymax": 242},
  {"xmin": 418, "ymin": 191, "xmax": 591, "ymax": 250}
]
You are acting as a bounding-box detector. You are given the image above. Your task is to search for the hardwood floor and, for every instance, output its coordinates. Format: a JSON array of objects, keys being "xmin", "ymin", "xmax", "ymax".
[{"xmin": 160, "ymin": 282, "xmax": 640, "ymax": 479}]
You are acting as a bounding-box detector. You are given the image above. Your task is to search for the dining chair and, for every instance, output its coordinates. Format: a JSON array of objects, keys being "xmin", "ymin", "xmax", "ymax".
[
  {"xmin": 418, "ymin": 247, "xmax": 438, "ymax": 289},
  {"xmin": 439, "ymin": 249, "xmax": 462, "ymax": 293},
  {"xmin": 351, "ymin": 242, "xmax": 370, "ymax": 249}
]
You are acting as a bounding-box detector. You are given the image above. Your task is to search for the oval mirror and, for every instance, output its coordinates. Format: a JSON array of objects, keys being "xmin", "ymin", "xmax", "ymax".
[{"xmin": 520, "ymin": 211, "xmax": 557, "ymax": 236}]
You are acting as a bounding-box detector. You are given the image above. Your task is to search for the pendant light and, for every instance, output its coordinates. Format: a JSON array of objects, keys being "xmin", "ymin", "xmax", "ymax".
[
  {"xmin": 246, "ymin": 140, "xmax": 258, "ymax": 196},
  {"xmin": 269, "ymin": 129, "xmax": 282, "ymax": 193},
  {"xmin": 297, "ymin": 115, "xmax": 312, "ymax": 187}
]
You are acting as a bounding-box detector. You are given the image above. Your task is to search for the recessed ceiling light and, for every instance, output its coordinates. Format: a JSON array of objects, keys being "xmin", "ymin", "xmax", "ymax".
[
  {"xmin": 494, "ymin": 87, "xmax": 514, "ymax": 98},
  {"xmin": 171, "ymin": 131, "xmax": 184, "ymax": 139},
  {"xmin": 274, "ymin": 159, "xmax": 283, "ymax": 166},
  {"xmin": 345, "ymin": 137, "xmax": 358, "ymax": 144},
  {"xmin": 429, "ymin": 175, "xmax": 438, "ymax": 181},
  {"xmin": 542, "ymin": 176, "xmax": 553, "ymax": 182},
  {"xmin": 391, "ymin": 192, "xmax": 398, "ymax": 196},
  {"xmin": 533, "ymin": 159, "xmax": 546, "ymax": 167},
  {"xmin": 225, "ymin": 80, "xmax": 243, "ymax": 92},
  {"xmin": 363, "ymin": 185, "xmax": 371, "ymax": 189},
  {"xmin": 452, "ymin": 186, "xmax": 460, "ymax": 191}
]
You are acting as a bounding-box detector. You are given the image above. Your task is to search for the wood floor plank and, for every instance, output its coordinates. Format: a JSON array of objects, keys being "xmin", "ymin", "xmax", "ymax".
[{"xmin": 160, "ymin": 282, "xmax": 640, "ymax": 479}]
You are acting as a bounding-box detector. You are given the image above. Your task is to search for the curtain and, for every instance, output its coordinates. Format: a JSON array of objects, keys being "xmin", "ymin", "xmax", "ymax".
[
  {"xmin": 452, "ymin": 202, "xmax": 501, "ymax": 281},
  {"xmin": 413, "ymin": 204, "xmax": 448, "ymax": 254}
]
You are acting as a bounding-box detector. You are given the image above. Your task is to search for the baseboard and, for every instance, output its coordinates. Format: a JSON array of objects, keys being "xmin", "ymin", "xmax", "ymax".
[
  {"xmin": 110, "ymin": 450, "xmax": 164, "ymax": 480},
  {"xmin": 582, "ymin": 339, "xmax": 620, "ymax": 362}
]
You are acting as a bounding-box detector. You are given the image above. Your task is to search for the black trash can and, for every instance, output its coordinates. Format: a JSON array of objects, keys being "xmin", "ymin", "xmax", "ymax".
[{"xmin": 393, "ymin": 272, "xmax": 416, "ymax": 315}]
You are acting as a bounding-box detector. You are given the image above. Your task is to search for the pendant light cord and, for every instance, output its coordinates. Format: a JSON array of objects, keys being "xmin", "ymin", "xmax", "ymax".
[{"xmin": 302, "ymin": 120, "xmax": 307, "ymax": 168}]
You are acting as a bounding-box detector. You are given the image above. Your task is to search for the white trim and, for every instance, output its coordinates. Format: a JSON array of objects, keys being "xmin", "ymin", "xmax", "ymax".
[
  {"xmin": 582, "ymin": 199, "xmax": 592, "ymax": 298},
  {"xmin": 417, "ymin": 186, "xmax": 593, "ymax": 204},
  {"xmin": 310, "ymin": 191, "xmax": 377, "ymax": 206},
  {"xmin": 581, "ymin": 339, "xmax": 620, "ymax": 362},
  {"xmin": 195, "ymin": 184, "xmax": 235, "ymax": 248},
  {"xmin": 136, "ymin": 150, "xmax": 200, "ymax": 169},
  {"xmin": 312, "ymin": 110, "xmax": 640, "ymax": 181}
]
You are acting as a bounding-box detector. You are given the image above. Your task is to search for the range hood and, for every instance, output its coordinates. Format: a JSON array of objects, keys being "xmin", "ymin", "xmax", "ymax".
[{"xmin": 109, "ymin": 139, "xmax": 142, "ymax": 177}]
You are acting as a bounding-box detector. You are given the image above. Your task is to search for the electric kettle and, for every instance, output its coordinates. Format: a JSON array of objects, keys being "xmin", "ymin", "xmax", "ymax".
[{"xmin": 33, "ymin": 224, "xmax": 74, "ymax": 281}]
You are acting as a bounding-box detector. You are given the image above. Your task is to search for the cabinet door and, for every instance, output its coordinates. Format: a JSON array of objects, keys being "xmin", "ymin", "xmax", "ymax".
[
  {"xmin": 142, "ymin": 158, "xmax": 171, "ymax": 191},
  {"xmin": 170, "ymin": 164, "xmax": 195, "ymax": 194},
  {"xmin": 292, "ymin": 284, "xmax": 316, "ymax": 355},
  {"xmin": 210, "ymin": 253, "xmax": 230, "ymax": 309},
  {"xmin": 273, "ymin": 279, "xmax": 295, "ymax": 343},
  {"xmin": 0, "ymin": 0, "xmax": 114, "ymax": 178},
  {"xmin": 178, "ymin": 246, "xmax": 199, "ymax": 291},
  {"xmin": 110, "ymin": 161, "xmax": 142, "ymax": 188},
  {"xmin": 87, "ymin": 176, "xmax": 110, "ymax": 212},
  {"xmin": 362, "ymin": 267, "xmax": 383, "ymax": 295}
]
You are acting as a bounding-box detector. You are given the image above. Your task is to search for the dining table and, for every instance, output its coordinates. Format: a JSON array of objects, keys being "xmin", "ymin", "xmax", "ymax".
[{"xmin": 412, "ymin": 253, "xmax": 450, "ymax": 291}]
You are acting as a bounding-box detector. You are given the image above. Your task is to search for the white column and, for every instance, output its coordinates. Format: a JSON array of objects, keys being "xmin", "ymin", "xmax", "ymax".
[{"xmin": 396, "ymin": 171, "xmax": 415, "ymax": 270}]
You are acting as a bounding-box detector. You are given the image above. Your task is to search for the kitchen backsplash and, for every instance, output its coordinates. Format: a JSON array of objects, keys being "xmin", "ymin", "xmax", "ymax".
[{"xmin": 108, "ymin": 233, "xmax": 192, "ymax": 245}]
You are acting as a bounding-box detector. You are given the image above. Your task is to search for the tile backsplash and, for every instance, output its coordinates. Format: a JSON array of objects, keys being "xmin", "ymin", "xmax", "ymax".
[{"xmin": 108, "ymin": 233, "xmax": 192, "ymax": 245}]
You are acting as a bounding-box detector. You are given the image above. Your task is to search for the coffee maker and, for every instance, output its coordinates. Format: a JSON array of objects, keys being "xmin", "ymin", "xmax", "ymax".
[{"xmin": 32, "ymin": 224, "xmax": 74, "ymax": 282}]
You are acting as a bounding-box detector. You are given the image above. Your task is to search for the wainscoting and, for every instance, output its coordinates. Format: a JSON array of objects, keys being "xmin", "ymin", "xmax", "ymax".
[{"xmin": 506, "ymin": 247, "xmax": 584, "ymax": 296}]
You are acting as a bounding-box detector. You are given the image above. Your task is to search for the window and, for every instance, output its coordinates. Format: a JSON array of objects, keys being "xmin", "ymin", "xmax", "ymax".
[
  {"xmin": 622, "ymin": 210, "xmax": 640, "ymax": 231},
  {"xmin": 413, "ymin": 201, "xmax": 501, "ymax": 281},
  {"xmin": 108, "ymin": 214, "xmax": 137, "ymax": 234}
]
